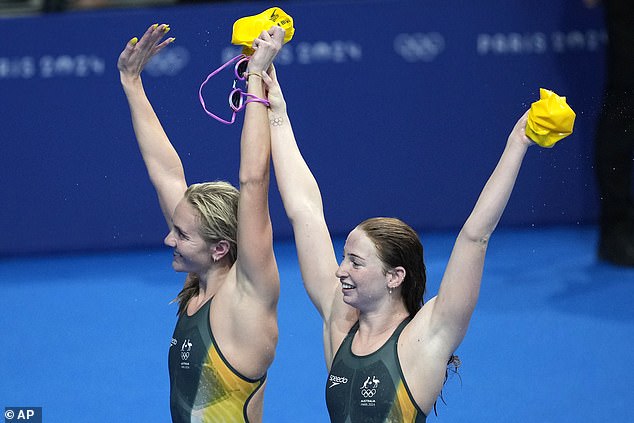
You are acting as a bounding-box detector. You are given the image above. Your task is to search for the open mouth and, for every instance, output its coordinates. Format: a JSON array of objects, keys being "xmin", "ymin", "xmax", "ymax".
[{"xmin": 341, "ymin": 282, "xmax": 355, "ymax": 290}]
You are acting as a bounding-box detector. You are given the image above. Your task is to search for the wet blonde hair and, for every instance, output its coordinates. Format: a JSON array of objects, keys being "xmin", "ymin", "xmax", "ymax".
[{"xmin": 174, "ymin": 181, "xmax": 240, "ymax": 315}]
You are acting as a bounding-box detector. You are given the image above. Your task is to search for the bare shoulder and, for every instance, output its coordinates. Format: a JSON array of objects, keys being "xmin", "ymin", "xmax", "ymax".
[
  {"xmin": 398, "ymin": 297, "xmax": 451, "ymax": 374},
  {"xmin": 323, "ymin": 292, "xmax": 358, "ymax": 367},
  {"xmin": 208, "ymin": 267, "xmax": 278, "ymax": 379},
  {"xmin": 398, "ymin": 297, "xmax": 454, "ymax": 414},
  {"xmin": 399, "ymin": 298, "xmax": 436, "ymax": 355},
  {"xmin": 214, "ymin": 265, "xmax": 277, "ymax": 325}
]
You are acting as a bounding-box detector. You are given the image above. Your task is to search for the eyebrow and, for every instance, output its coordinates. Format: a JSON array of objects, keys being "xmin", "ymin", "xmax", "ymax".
[
  {"xmin": 172, "ymin": 222, "xmax": 187, "ymax": 236},
  {"xmin": 347, "ymin": 252, "xmax": 365, "ymax": 262}
]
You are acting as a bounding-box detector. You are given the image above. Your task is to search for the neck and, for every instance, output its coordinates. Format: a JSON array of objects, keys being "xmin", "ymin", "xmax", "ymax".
[
  {"xmin": 357, "ymin": 306, "xmax": 409, "ymax": 337},
  {"xmin": 352, "ymin": 307, "xmax": 409, "ymax": 355},
  {"xmin": 357, "ymin": 291, "xmax": 409, "ymax": 330},
  {"xmin": 196, "ymin": 263, "xmax": 231, "ymax": 301}
]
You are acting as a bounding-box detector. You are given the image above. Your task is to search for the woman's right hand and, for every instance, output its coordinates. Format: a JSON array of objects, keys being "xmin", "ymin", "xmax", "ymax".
[
  {"xmin": 117, "ymin": 24, "xmax": 174, "ymax": 82},
  {"xmin": 261, "ymin": 64, "xmax": 287, "ymax": 115},
  {"xmin": 508, "ymin": 110, "xmax": 534, "ymax": 148},
  {"xmin": 248, "ymin": 26, "xmax": 285, "ymax": 74}
]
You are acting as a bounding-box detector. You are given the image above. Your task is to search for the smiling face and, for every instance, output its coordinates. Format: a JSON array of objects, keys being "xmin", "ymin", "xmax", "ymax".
[
  {"xmin": 164, "ymin": 198, "xmax": 214, "ymax": 275},
  {"xmin": 335, "ymin": 227, "xmax": 391, "ymax": 312},
  {"xmin": 358, "ymin": 217, "xmax": 427, "ymax": 316}
]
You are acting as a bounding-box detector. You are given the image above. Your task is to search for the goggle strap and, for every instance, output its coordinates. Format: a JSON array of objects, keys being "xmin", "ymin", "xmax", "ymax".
[
  {"xmin": 242, "ymin": 94, "xmax": 271, "ymax": 108},
  {"xmin": 198, "ymin": 54, "xmax": 246, "ymax": 125},
  {"xmin": 231, "ymin": 91, "xmax": 271, "ymax": 112}
]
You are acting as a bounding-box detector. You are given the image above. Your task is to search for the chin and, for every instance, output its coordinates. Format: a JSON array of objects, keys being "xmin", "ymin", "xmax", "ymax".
[
  {"xmin": 171, "ymin": 261, "xmax": 187, "ymax": 273},
  {"xmin": 341, "ymin": 294, "xmax": 355, "ymax": 306}
]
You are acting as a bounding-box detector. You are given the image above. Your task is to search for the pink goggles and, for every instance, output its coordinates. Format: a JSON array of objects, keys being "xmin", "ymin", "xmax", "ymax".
[{"xmin": 198, "ymin": 54, "xmax": 270, "ymax": 125}]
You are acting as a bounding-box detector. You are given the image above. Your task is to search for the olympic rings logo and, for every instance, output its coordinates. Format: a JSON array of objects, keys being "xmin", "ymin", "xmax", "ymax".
[
  {"xmin": 393, "ymin": 32, "xmax": 445, "ymax": 62},
  {"xmin": 360, "ymin": 388, "xmax": 376, "ymax": 398}
]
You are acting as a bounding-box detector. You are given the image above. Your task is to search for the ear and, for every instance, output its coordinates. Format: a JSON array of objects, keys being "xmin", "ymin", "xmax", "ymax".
[
  {"xmin": 387, "ymin": 266, "xmax": 406, "ymax": 289},
  {"xmin": 210, "ymin": 240, "xmax": 231, "ymax": 262}
]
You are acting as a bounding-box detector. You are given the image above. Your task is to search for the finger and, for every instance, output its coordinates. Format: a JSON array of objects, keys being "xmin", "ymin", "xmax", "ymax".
[
  {"xmin": 259, "ymin": 29, "xmax": 273, "ymax": 42},
  {"xmin": 267, "ymin": 26, "xmax": 285, "ymax": 47},
  {"xmin": 159, "ymin": 37, "xmax": 175, "ymax": 48},
  {"xmin": 268, "ymin": 25, "xmax": 286, "ymax": 41},
  {"xmin": 267, "ymin": 63, "xmax": 277, "ymax": 81},
  {"xmin": 261, "ymin": 68, "xmax": 273, "ymax": 87},
  {"xmin": 252, "ymin": 30, "xmax": 272, "ymax": 50},
  {"xmin": 119, "ymin": 37, "xmax": 138, "ymax": 65},
  {"xmin": 123, "ymin": 36, "xmax": 138, "ymax": 51},
  {"xmin": 139, "ymin": 23, "xmax": 170, "ymax": 47},
  {"xmin": 151, "ymin": 37, "xmax": 175, "ymax": 55},
  {"xmin": 150, "ymin": 24, "xmax": 171, "ymax": 46},
  {"xmin": 140, "ymin": 23, "xmax": 159, "ymax": 41},
  {"xmin": 266, "ymin": 63, "xmax": 277, "ymax": 82},
  {"xmin": 159, "ymin": 23, "xmax": 171, "ymax": 36},
  {"xmin": 147, "ymin": 23, "xmax": 170, "ymax": 34},
  {"xmin": 262, "ymin": 66, "xmax": 281, "ymax": 92}
]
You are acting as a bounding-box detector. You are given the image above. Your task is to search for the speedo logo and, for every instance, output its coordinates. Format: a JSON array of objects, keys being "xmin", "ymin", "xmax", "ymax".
[{"xmin": 328, "ymin": 375, "xmax": 349, "ymax": 388}]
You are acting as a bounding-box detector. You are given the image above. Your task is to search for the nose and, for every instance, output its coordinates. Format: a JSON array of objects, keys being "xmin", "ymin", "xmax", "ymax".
[
  {"xmin": 164, "ymin": 230, "xmax": 176, "ymax": 247},
  {"xmin": 335, "ymin": 260, "xmax": 347, "ymax": 279}
]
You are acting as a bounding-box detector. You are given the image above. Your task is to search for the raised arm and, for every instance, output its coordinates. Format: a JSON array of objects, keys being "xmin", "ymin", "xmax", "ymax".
[
  {"xmin": 118, "ymin": 24, "xmax": 186, "ymax": 226},
  {"xmin": 263, "ymin": 67, "xmax": 345, "ymax": 322},
  {"xmin": 234, "ymin": 28, "xmax": 285, "ymax": 304},
  {"xmin": 421, "ymin": 111, "xmax": 534, "ymax": 355}
]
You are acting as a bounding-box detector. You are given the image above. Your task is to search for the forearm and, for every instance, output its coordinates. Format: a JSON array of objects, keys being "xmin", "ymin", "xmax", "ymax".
[
  {"xmin": 269, "ymin": 109, "xmax": 325, "ymax": 222},
  {"xmin": 239, "ymin": 75, "xmax": 271, "ymax": 186},
  {"xmin": 120, "ymin": 74, "xmax": 185, "ymax": 183},
  {"xmin": 461, "ymin": 137, "xmax": 529, "ymax": 242}
]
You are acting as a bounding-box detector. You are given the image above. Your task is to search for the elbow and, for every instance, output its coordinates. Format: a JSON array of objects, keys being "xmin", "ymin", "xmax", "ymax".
[
  {"xmin": 239, "ymin": 165, "xmax": 269, "ymax": 187},
  {"xmin": 459, "ymin": 224, "xmax": 491, "ymax": 247},
  {"xmin": 286, "ymin": 200, "xmax": 324, "ymax": 226},
  {"xmin": 239, "ymin": 163, "xmax": 270, "ymax": 191},
  {"xmin": 239, "ymin": 174, "xmax": 269, "ymax": 190},
  {"xmin": 460, "ymin": 211, "xmax": 501, "ymax": 246}
]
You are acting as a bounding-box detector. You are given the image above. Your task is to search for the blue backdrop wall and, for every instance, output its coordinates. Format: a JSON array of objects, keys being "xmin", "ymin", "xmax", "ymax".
[{"xmin": 0, "ymin": 0, "xmax": 606, "ymax": 255}]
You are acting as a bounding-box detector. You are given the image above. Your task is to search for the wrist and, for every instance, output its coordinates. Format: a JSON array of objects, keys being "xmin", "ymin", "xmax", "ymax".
[
  {"xmin": 246, "ymin": 64, "xmax": 265, "ymax": 74},
  {"xmin": 120, "ymin": 72, "xmax": 142, "ymax": 89},
  {"xmin": 507, "ymin": 133, "xmax": 532, "ymax": 152},
  {"xmin": 245, "ymin": 71, "xmax": 264, "ymax": 80},
  {"xmin": 268, "ymin": 107, "xmax": 288, "ymax": 122}
]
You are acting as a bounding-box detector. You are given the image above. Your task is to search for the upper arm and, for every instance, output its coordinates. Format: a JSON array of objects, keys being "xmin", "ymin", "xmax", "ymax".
[
  {"xmin": 286, "ymin": 206, "xmax": 362, "ymax": 367},
  {"xmin": 122, "ymin": 77, "xmax": 188, "ymax": 227},
  {"xmin": 289, "ymin": 206, "xmax": 342, "ymax": 320},
  {"xmin": 410, "ymin": 231, "xmax": 487, "ymax": 355},
  {"xmin": 234, "ymin": 178, "xmax": 279, "ymax": 305},
  {"xmin": 155, "ymin": 176, "xmax": 188, "ymax": 227}
]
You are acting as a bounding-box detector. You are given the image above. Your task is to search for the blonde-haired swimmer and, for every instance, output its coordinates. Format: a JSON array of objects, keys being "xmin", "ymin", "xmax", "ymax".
[{"xmin": 118, "ymin": 23, "xmax": 285, "ymax": 422}]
